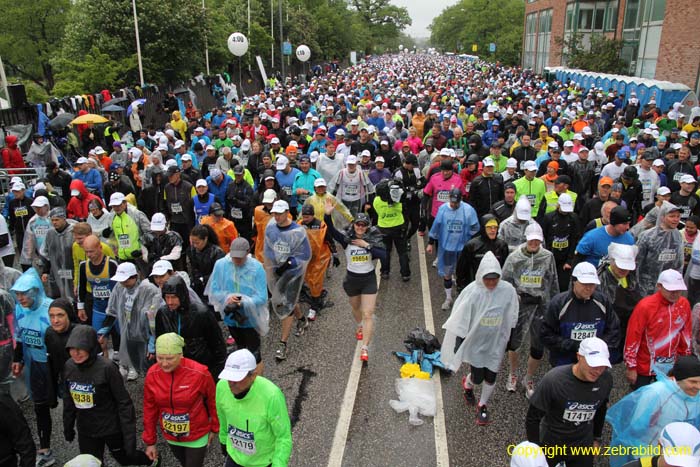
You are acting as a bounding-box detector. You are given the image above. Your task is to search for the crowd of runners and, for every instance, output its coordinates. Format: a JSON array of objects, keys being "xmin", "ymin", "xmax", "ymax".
[{"xmin": 2, "ymin": 53, "xmax": 700, "ymax": 467}]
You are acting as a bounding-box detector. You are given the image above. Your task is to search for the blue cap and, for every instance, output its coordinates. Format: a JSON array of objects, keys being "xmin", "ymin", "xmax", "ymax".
[
  {"xmin": 136, "ymin": 138, "xmax": 146, "ymax": 146},
  {"xmin": 616, "ymin": 149, "xmax": 629, "ymax": 160},
  {"xmin": 691, "ymin": 131, "xmax": 700, "ymax": 139}
]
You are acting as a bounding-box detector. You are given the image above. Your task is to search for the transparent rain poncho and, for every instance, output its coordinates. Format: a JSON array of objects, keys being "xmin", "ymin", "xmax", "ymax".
[
  {"xmin": 39, "ymin": 220, "xmax": 77, "ymax": 300},
  {"xmin": 0, "ymin": 288, "xmax": 16, "ymax": 387},
  {"xmin": 205, "ymin": 254, "xmax": 270, "ymax": 336},
  {"xmin": 105, "ymin": 278, "xmax": 161, "ymax": 344},
  {"xmin": 0, "ymin": 260, "xmax": 21, "ymax": 291},
  {"xmin": 498, "ymin": 197, "xmax": 539, "ymax": 253},
  {"xmin": 501, "ymin": 243, "xmax": 560, "ymax": 304},
  {"xmin": 605, "ymin": 372, "xmax": 700, "ymax": 467},
  {"xmin": 635, "ymin": 201, "xmax": 685, "ymax": 296},
  {"xmin": 441, "ymin": 251, "xmax": 519, "ymax": 373},
  {"xmin": 263, "ymin": 220, "xmax": 311, "ymax": 318}
]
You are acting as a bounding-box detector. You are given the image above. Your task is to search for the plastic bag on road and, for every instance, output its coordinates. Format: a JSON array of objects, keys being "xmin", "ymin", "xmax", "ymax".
[{"xmin": 389, "ymin": 377, "xmax": 437, "ymax": 426}]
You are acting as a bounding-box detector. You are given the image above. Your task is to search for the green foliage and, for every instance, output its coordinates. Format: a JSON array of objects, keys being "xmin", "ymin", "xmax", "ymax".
[
  {"xmin": 350, "ymin": 0, "xmax": 412, "ymax": 55},
  {"xmin": 429, "ymin": 0, "xmax": 524, "ymax": 66},
  {"xmin": 0, "ymin": 0, "xmax": 70, "ymax": 91},
  {"xmin": 52, "ymin": 47, "xmax": 137, "ymax": 97},
  {"xmin": 556, "ymin": 33, "xmax": 628, "ymax": 75},
  {"xmin": 20, "ymin": 81, "xmax": 50, "ymax": 104}
]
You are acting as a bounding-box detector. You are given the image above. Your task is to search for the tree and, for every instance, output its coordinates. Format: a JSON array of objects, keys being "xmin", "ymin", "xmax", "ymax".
[
  {"xmin": 350, "ymin": 0, "xmax": 411, "ymax": 55},
  {"xmin": 429, "ymin": 0, "xmax": 524, "ymax": 66},
  {"xmin": 0, "ymin": 0, "xmax": 70, "ymax": 92},
  {"xmin": 556, "ymin": 33, "xmax": 628, "ymax": 75}
]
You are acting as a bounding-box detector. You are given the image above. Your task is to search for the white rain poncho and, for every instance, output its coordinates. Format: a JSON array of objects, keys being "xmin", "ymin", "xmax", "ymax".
[
  {"xmin": 498, "ymin": 198, "xmax": 539, "ymax": 253},
  {"xmin": 105, "ymin": 278, "xmax": 161, "ymax": 344},
  {"xmin": 501, "ymin": 243, "xmax": 560, "ymax": 305},
  {"xmin": 0, "ymin": 260, "xmax": 21, "ymax": 291},
  {"xmin": 39, "ymin": 220, "xmax": 76, "ymax": 299},
  {"xmin": 635, "ymin": 201, "xmax": 684, "ymax": 296},
  {"xmin": 205, "ymin": 254, "xmax": 270, "ymax": 336},
  {"xmin": 605, "ymin": 372, "xmax": 700, "ymax": 467},
  {"xmin": 263, "ymin": 220, "xmax": 311, "ymax": 318},
  {"xmin": 440, "ymin": 252, "xmax": 519, "ymax": 372}
]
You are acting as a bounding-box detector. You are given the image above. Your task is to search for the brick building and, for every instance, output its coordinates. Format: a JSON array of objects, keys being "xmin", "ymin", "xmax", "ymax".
[{"xmin": 522, "ymin": 0, "xmax": 700, "ymax": 94}]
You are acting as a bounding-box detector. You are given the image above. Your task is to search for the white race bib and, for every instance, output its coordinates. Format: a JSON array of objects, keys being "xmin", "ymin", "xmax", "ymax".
[
  {"xmin": 230, "ymin": 208, "xmax": 243, "ymax": 219},
  {"xmin": 170, "ymin": 203, "xmax": 183, "ymax": 214},
  {"xmin": 118, "ymin": 234, "xmax": 131, "ymax": 249},
  {"xmin": 228, "ymin": 425, "xmax": 256, "ymax": 455}
]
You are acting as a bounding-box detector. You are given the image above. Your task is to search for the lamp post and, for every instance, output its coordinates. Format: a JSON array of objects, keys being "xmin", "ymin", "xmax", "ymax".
[
  {"xmin": 132, "ymin": 0, "xmax": 145, "ymax": 86},
  {"xmin": 203, "ymin": 0, "xmax": 210, "ymax": 75}
]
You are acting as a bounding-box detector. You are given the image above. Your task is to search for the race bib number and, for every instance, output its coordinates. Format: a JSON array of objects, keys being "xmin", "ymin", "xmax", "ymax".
[
  {"xmin": 674, "ymin": 172, "xmax": 685, "ymax": 182},
  {"xmin": 350, "ymin": 251, "xmax": 370, "ymax": 263},
  {"xmin": 526, "ymin": 194, "xmax": 536, "ymax": 206},
  {"xmin": 551, "ymin": 237, "xmax": 569, "ymax": 250},
  {"xmin": 273, "ymin": 242, "xmax": 290, "ymax": 256},
  {"xmin": 655, "ymin": 356, "xmax": 675, "ymax": 364},
  {"xmin": 520, "ymin": 272, "xmax": 542, "ymax": 288},
  {"xmin": 228, "ymin": 425, "xmax": 256, "ymax": 455},
  {"xmin": 230, "ymin": 208, "xmax": 243, "ymax": 219},
  {"xmin": 479, "ymin": 316, "xmax": 502, "ymax": 327},
  {"xmin": 562, "ymin": 401, "xmax": 597, "ymax": 423},
  {"xmin": 658, "ymin": 249, "xmax": 677, "ymax": 263},
  {"xmin": 436, "ymin": 191, "xmax": 449, "ymax": 202},
  {"xmin": 35, "ymin": 225, "xmax": 49, "ymax": 237},
  {"xmin": 447, "ymin": 220, "xmax": 463, "ymax": 233},
  {"xmin": 682, "ymin": 205, "xmax": 691, "ymax": 219},
  {"xmin": 22, "ymin": 329, "xmax": 43, "ymax": 348},
  {"xmin": 58, "ymin": 269, "xmax": 73, "ymax": 280},
  {"xmin": 344, "ymin": 184, "xmax": 359, "ymax": 196},
  {"xmin": 69, "ymin": 382, "xmax": 95, "ymax": 409},
  {"xmin": 118, "ymin": 234, "xmax": 131, "ymax": 249},
  {"xmin": 170, "ymin": 203, "xmax": 183, "ymax": 214},
  {"xmin": 92, "ymin": 283, "xmax": 111, "ymax": 299},
  {"xmin": 641, "ymin": 179, "xmax": 651, "ymax": 195},
  {"xmin": 162, "ymin": 413, "xmax": 190, "ymax": 437},
  {"xmin": 570, "ymin": 323, "xmax": 597, "ymax": 341},
  {"xmin": 685, "ymin": 244, "xmax": 692, "ymax": 258},
  {"xmin": 54, "ymin": 187, "xmax": 63, "ymax": 196},
  {"xmin": 14, "ymin": 206, "xmax": 28, "ymax": 217},
  {"xmin": 282, "ymin": 186, "xmax": 292, "ymax": 196}
]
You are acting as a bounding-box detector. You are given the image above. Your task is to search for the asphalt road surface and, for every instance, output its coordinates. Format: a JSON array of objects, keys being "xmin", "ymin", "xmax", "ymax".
[{"xmin": 16, "ymin": 234, "xmax": 630, "ymax": 466}]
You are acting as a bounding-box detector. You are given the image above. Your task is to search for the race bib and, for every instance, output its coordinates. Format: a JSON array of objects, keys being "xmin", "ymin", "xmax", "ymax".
[
  {"xmin": 350, "ymin": 251, "xmax": 370, "ymax": 263},
  {"xmin": 282, "ymin": 186, "xmax": 292, "ymax": 196},
  {"xmin": 92, "ymin": 283, "xmax": 111, "ymax": 300},
  {"xmin": 118, "ymin": 234, "xmax": 131, "ymax": 249},
  {"xmin": 685, "ymin": 244, "xmax": 692, "ymax": 258},
  {"xmin": 641, "ymin": 179, "xmax": 651, "ymax": 195},
  {"xmin": 436, "ymin": 191, "xmax": 449, "ymax": 202},
  {"xmin": 58, "ymin": 269, "xmax": 73, "ymax": 280},
  {"xmin": 447, "ymin": 220, "xmax": 463, "ymax": 233},
  {"xmin": 658, "ymin": 249, "xmax": 677, "ymax": 263},
  {"xmin": 562, "ymin": 401, "xmax": 597, "ymax": 423},
  {"xmin": 551, "ymin": 237, "xmax": 569, "ymax": 250},
  {"xmin": 520, "ymin": 273, "xmax": 542, "ymax": 288},
  {"xmin": 22, "ymin": 329, "xmax": 43, "ymax": 348},
  {"xmin": 228, "ymin": 425, "xmax": 256, "ymax": 455},
  {"xmin": 569, "ymin": 323, "xmax": 597, "ymax": 341},
  {"xmin": 170, "ymin": 203, "xmax": 183, "ymax": 214},
  {"xmin": 14, "ymin": 206, "xmax": 28, "ymax": 217},
  {"xmin": 35, "ymin": 225, "xmax": 49, "ymax": 237},
  {"xmin": 674, "ymin": 172, "xmax": 685, "ymax": 182},
  {"xmin": 69, "ymin": 382, "xmax": 95, "ymax": 409},
  {"xmin": 344, "ymin": 184, "xmax": 359, "ymax": 196},
  {"xmin": 230, "ymin": 208, "xmax": 243, "ymax": 219},
  {"xmin": 54, "ymin": 187, "xmax": 63, "ymax": 196},
  {"xmin": 682, "ymin": 205, "xmax": 691, "ymax": 219},
  {"xmin": 273, "ymin": 242, "xmax": 291, "ymax": 256},
  {"xmin": 479, "ymin": 316, "xmax": 502, "ymax": 327},
  {"xmin": 162, "ymin": 412, "xmax": 190, "ymax": 437},
  {"xmin": 526, "ymin": 194, "xmax": 536, "ymax": 206}
]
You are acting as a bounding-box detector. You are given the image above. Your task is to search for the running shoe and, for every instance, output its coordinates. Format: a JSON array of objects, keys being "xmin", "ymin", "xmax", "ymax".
[
  {"xmin": 432, "ymin": 258, "xmax": 437, "ymax": 268},
  {"xmin": 524, "ymin": 379, "xmax": 536, "ymax": 400},
  {"xmin": 127, "ymin": 366, "xmax": 138, "ymax": 381},
  {"xmin": 226, "ymin": 335, "xmax": 235, "ymax": 346},
  {"xmin": 274, "ymin": 342, "xmax": 287, "ymax": 360},
  {"xmin": 380, "ymin": 271, "xmax": 390, "ymax": 279},
  {"xmin": 418, "ymin": 231, "xmax": 425, "ymax": 237},
  {"xmin": 307, "ymin": 309, "xmax": 317, "ymax": 321},
  {"xmin": 402, "ymin": 275, "xmax": 411, "ymax": 282},
  {"xmin": 476, "ymin": 404, "xmax": 490, "ymax": 425},
  {"xmin": 441, "ymin": 298, "xmax": 453, "ymax": 311},
  {"xmin": 506, "ymin": 374, "xmax": 518, "ymax": 392},
  {"xmin": 112, "ymin": 350, "xmax": 120, "ymax": 362},
  {"xmin": 462, "ymin": 375, "xmax": 476, "ymax": 406},
  {"xmin": 36, "ymin": 450, "xmax": 56, "ymax": 467},
  {"xmin": 119, "ymin": 365, "xmax": 128, "ymax": 380},
  {"xmin": 360, "ymin": 347, "xmax": 369, "ymax": 362},
  {"xmin": 294, "ymin": 316, "xmax": 309, "ymax": 337},
  {"xmin": 355, "ymin": 326, "xmax": 363, "ymax": 341}
]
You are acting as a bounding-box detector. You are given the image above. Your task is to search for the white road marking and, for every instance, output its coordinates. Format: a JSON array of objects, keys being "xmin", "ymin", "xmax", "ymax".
[
  {"xmin": 417, "ymin": 239, "xmax": 450, "ymax": 466},
  {"xmin": 326, "ymin": 261, "xmax": 381, "ymax": 467}
]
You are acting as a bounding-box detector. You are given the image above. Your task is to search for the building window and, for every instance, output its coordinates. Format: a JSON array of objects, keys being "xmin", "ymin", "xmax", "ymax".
[
  {"xmin": 536, "ymin": 9, "xmax": 552, "ymax": 74},
  {"xmin": 523, "ymin": 12, "xmax": 538, "ymax": 70},
  {"xmin": 623, "ymin": 0, "xmax": 666, "ymax": 78}
]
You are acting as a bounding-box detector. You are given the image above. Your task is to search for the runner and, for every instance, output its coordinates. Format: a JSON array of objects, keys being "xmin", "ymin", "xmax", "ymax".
[{"xmin": 324, "ymin": 198, "xmax": 386, "ymax": 362}]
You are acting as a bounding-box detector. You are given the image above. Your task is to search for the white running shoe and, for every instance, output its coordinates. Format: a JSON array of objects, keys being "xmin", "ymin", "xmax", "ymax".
[
  {"xmin": 432, "ymin": 258, "xmax": 438, "ymax": 268},
  {"xmin": 127, "ymin": 367, "xmax": 138, "ymax": 381},
  {"xmin": 524, "ymin": 378, "xmax": 536, "ymax": 399},
  {"xmin": 119, "ymin": 365, "xmax": 128, "ymax": 380},
  {"xmin": 307, "ymin": 309, "xmax": 317, "ymax": 321},
  {"xmin": 441, "ymin": 298, "xmax": 453, "ymax": 311},
  {"xmin": 506, "ymin": 374, "xmax": 518, "ymax": 392}
]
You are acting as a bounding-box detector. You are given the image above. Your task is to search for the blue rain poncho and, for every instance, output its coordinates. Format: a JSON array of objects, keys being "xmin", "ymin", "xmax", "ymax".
[
  {"xmin": 440, "ymin": 252, "xmax": 519, "ymax": 373},
  {"xmin": 605, "ymin": 372, "xmax": 700, "ymax": 467},
  {"xmin": 205, "ymin": 254, "xmax": 270, "ymax": 336},
  {"xmin": 10, "ymin": 268, "xmax": 52, "ymax": 401},
  {"xmin": 429, "ymin": 201, "xmax": 480, "ymax": 253},
  {"xmin": 263, "ymin": 220, "xmax": 311, "ymax": 318}
]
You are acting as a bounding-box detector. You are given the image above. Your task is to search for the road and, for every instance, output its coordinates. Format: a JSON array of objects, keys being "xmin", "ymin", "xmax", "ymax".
[{"xmin": 17, "ymin": 234, "xmax": 630, "ymax": 466}]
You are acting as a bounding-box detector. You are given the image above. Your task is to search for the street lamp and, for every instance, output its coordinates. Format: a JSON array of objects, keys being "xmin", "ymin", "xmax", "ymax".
[{"xmin": 132, "ymin": 0, "xmax": 145, "ymax": 86}]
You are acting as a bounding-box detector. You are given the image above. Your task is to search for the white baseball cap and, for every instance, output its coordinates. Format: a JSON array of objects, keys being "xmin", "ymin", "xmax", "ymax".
[
  {"xmin": 275, "ymin": 155, "xmax": 289, "ymax": 170},
  {"xmin": 572, "ymin": 261, "xmax": 600, "ymax": 284},
  {"xmin": 218, "ymin": 349, "xmax": 257, "ymax": 382},
  {"xmin": 680, "ymin": 174, "xmax": 697, "ymax": 184},
  {"xmin": 361, "ymin": 149, "xmax": 371, "ymax": 158},
  {"xmin": 548, "ymin": 141, "xmax": 559, "ymax": 149},
  {"xmin": 270, "ymin": 137, "xmax": 280, "ymax": 144},
  {"xmin": 525, "ymin": 223, "xmax": 543, "ymax": 241},
  {"xmin": 111, "ymin": 262, "xmax": 138, "ymax": 282},
  {"xmin": 262, "ymin": 189, "xmax": 277, "ymax": 204},
  {"xmin": 195, "ymin": 179, "xmax": 208, "ymax": 188},
  {"xmin": 108, "ymin": 192, "xmax": 126, "ymax": 206},
  {"xmin": 515, "ymin": 196, "xmax": 532, "ymax": 221},
  {"xmin": 375, "ymin": 156, "xmax": 385, "ymax": 163},
  {"xmin": 181, "ymin": 153, "xmax": 192, "ymax": 162},
  {"xmin": 346, "ymin": 155, "xmax": 358, "ymax": 165},
  {"xmin": 578, "ymin": 337, "xmax": 611, "ymax": 368},
  {"xmin": 506, "ymin": 158, "xmax": 518, "ymax": 169},
  {"xmin": 31, "ymin": 196, "xmax": 49, "ymax": 207},
  {"xmin": 11, "ymin": 182, "xmax": 26, "ymax": 191},
  {"xmin": 173, "ymin": 140, "xmax": 185, "ymax": 149},
  {"xmin": 150, "ymin": 259, "xmax": 173, "ymax": 276},
  {"xmin": 270, "ymin": 200, "xmax": 289, "ymax": 213},
  {"xmin": 194, "ymin": 126, "xmax": 205, "ymax": 133},
  {"xmin": 653, "ymin": 159, "xmax": 665, "ymax": 167},
  {"xmin": 608, "ymin": 243, "xmax": 637, "ymax": 270},
  {"xmin": 314, "ymin": 178, "xmax": 327, "ymax": 187},
  {"xmin": 76, "ymin": 156, "xmax": 89, "ymax": 164},
  {"xmin": 657, "ymin": 186, "xmax": 671, "ymax": 196},
  {"xmin": 657, "ymin": 269, "xmax": 687, "ymax": 291},
  {"xmin": 563, "ymin": 140, "xmax": 574, "ymax": 147},
  {"xmin": 150, "ymin": 212, "xmax": 167, "ymax": 231},
  {"xmin": 557, "ymin": 193, "xmax": 574, "ymax": 213},
  {"xmin": 94, "ymin": 146, "xmax": 106, "ymax": 155},
  {"xmin": 483, "ymin": 157, "xmax": 495, "ymax": 167},
  {"xmin": 658, "ymin": 422, "xmax": 700, "ymax": 467},
  {"xmin": 523, "ymin": 160, "xmax": 537, "ymax": 172}
]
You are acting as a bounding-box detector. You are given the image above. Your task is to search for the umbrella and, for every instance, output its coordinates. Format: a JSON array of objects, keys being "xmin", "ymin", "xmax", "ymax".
[
  {"xmin": 101, "ymin": 104, "xmax": 126, "ymax": 113},
  {"xmin": 127, "ymin": 98, "xmax": 146, "ymax": 117},
  {"xmin": 48, "ymin": 113, "xmax": 75, "ymax": 131},
  {"xmin": 71, "ymin": 113, "xmax": 109, "ymax": 125},
  {"xmin": 103, "ymin": 97, "xmax": 128, "ymax": 107}
]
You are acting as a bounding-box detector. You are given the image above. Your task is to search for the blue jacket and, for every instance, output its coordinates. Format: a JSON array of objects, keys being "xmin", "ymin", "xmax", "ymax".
[
  {"xmin": 72, "ymin": 169, "xmax": 103, "ymax": 198},
  {"xmin": 206, "ymin": 174, "xmax": 233, "ymax": 208}
]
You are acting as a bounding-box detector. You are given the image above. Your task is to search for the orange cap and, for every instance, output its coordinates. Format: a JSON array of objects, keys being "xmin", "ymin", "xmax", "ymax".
[
  {"xmin": 547, "ymin": 161, "xmax": 559, "ymax": 170},
  {"xmin": 599, "ymin": 176, "xmax": 614, "ymax": 186}
]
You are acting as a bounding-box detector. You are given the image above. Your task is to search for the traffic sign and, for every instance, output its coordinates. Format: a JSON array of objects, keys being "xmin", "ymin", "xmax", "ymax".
[
  {"xmin": 489, "ymin": 43, "xmax": 496, "ymax": 53},
  {"xmin": 471, "ymin": 44, "xmax": 478, "ymax": 52},
  {"xmin": 283, "ymin": 41, "xmax": 292, "ymax": 56}
]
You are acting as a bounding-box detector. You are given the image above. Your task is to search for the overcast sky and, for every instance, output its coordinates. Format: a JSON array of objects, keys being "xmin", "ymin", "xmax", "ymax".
[{"xmin": 392, "ymin": 0, "xmax": 457, "ymax": 39}]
